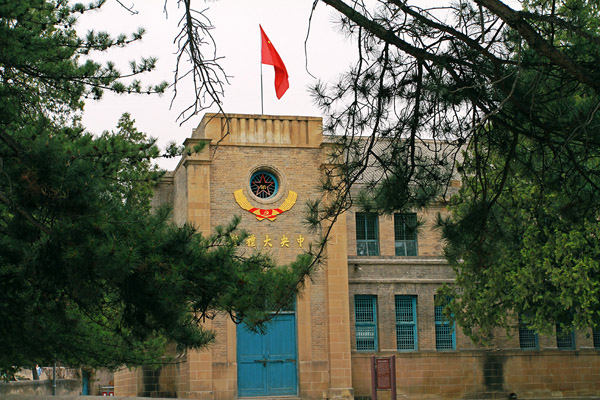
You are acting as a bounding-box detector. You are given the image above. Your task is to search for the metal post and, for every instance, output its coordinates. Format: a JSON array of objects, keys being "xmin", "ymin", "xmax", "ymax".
[
  {"xmin": 260, "ymin": 65, "xmax": 264, "ymax": 115},
  {"xmin": 390, "ymin": 355, "xmax": 396, "ymax": 400},
  {"xmin": 52, "ymin": 362, "xmax": 56, "ymax": 396},
  {"xmin": 260, "ymin": 25, "xmax": 264, "ymax": 115},
  {"xmin": 371, "ymin": 355, "xmax": 377, "ymax": 400}
]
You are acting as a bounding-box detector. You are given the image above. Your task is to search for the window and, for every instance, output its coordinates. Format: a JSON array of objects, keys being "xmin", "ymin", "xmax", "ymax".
[
  {"xmin": 395, "ymin": 296, "xmax": 417, "ymax": 351},
  {"xmin": 356, "ymin": 213, "xmax": 379, "ymax": 256},
  {"xmin": 518, "ymin": 316, "xmax": 539, "ymax": 350},
  {"xmin": 354, "ymin": 295, "xmax": 377, "ymax": 351},
  {"xmin": 250, "ymin": 171, "xmax": 278, "ymax": 199},
  {"xmin": 593, "ymin": 329, "xmax": 600, "ymax": 349},
  {"xmin": 394, "ymin": 213, "xmax": 418, "ymax": 256},
  {"xmin": 434, "ymin": 297, "xmax": 455, "ymax": 350},
  {"xmin": 556, "ymin": 324, "xmax": 575, "ymax": 350}
]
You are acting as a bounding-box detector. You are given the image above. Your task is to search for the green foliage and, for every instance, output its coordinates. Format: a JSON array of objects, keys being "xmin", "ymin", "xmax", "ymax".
[
  {"xmin": 314, "ymin": 0, "xmax": 600, "ymax": 340},
  {"xmin": 437, "ymin": 0, "xmax": 600, "ymax": 341},
  {"xmin": 0, "ymin": 0, "xmax": 314, "ymax": 371},
  {"xmin": 441, "ymin": 126, "xmax": 600, "ymax": 342}
]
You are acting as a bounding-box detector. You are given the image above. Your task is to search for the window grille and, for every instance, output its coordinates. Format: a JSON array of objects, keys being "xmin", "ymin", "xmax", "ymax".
[
  {"xmin": 518, "ymin": 317, "xmax": 538, "ymax": 350},
  {"xmin": 356, "ymin": 213, "xmax": 379, "ymax": 256},
  {"xmin": 395, "ymin": 296, "xmax": 417, "ymax": 350},
  {"xmin": 394, "ymin": 213, "xmax": 418, "ymax": 256},
  {"xmin": 593, "ymin": 329, "xmax": 600, "ymax": 349},
  {"xmin": 355, "ymin": 295, "xmax": 377, "ymax": 351},
  {"xmin": 556, "ymin": 324, "xmax": 575, "ymax": 350},
  {"xmin": 434, "ymin": 297, "xmax": 455, "ymax": 350}
]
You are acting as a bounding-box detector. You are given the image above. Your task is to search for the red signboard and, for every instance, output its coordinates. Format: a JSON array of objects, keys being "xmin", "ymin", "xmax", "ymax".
[
  {"xmin": 376, "ymin": 358, "xmax": 392, "ymax": 390},
  {"xmin": 371, "ymin": 355, "xmax": 396, "ymax": 400}
]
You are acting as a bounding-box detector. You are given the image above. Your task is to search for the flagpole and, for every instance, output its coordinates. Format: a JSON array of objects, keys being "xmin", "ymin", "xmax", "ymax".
[{"xmin": 260, "ymin": 25, "xmax": 264, "ymax": 115}]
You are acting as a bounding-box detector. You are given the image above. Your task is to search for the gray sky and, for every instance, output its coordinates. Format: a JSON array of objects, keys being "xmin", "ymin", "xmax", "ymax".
[{"xmin": 78, "ymin": 0, "xmax": 357, "ymax": 169}]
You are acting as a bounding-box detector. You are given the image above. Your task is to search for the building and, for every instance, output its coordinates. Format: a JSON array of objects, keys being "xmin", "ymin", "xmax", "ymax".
[{"xmin": 115, "ymin": 113, "xmax": 600, "ymax": 399}]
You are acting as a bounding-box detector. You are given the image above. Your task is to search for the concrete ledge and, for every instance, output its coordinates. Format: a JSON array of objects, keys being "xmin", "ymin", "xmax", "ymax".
[
  {"xmin": 347, "ymin": 257, "xmax": 448, "ymax": 265},
  {"xmin": 0, "ymin": 397, "xmax": 177, "ymax": 400},
  {"xmin": 0, "ymin": 379, "xmax": 80, "ymax": 396},
  {"xmin": 0, "ymin": 396, "xmax": 598, "ymax": 400}
]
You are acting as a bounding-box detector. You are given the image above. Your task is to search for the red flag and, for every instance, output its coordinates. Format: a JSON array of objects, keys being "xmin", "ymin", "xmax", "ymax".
[{"xmin": 260, "ymin": 25, "xmax": 289, "ymax": 99}]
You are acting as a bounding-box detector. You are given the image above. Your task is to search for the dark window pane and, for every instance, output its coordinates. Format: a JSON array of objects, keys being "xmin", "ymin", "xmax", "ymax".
[
  {"xmin": 434, "ymin": 297, "xmax": 455, "ymax": 350},
  {"xmin": 404, "ymin": 215, "xmax": 417, "ymax": 240},
  {"xmin": 405, "ymin": 241, "xmax": 417, "ymax": 256},
  {"xmin": 355, "ymin": 296, "xmax": 377, "ymax": 351},
  {"xmin": 394, "ymin": 213, "xmax": 418, "ymax": 256},
  {"xmin": 367, "ymin": 241, "xmax": 379, "ymax": 256},
  {"xmin": 395, "ymin": 297, "xmax": 414, "ymax": 322},
  {"xmin": 356, "ymin": 213, "xmax": 379, "ymax": 256},
  {"xmin": 519, "ymin": 327, "xmax": 538, "ymax": 349},
  {"xmin": 395, "ymin": 296, "xmax": 417, "ymax": 351},
  {"xmin": 435, "ymin": 325, "xmax": 454, "ymax": 350},
  {"xmin": 395, "ymin": 241, "xmax": 406, "ymax": 256},
  {"xmin": 518, "ymin": 316, "xmax": 538, "ymax": 350},
  {"xmin": 356, "ymin": 326, "xmax": 376, "ymax": 350},
  {"xmin": 556, "ymin": 325, "xmax": 575, "ymax": 349},
  {"xmin": 355, "ymin": 297, "xmax": 374, "ymax": 323},
  {"xmin": 357, "ymin": 242, "xmax": 368, "ymax": 256},
  {"xmin": 366, "ymin": 215, "xmax": 377, "ymax": 240},
  {"xmin": 396, "ymin": 325, "xmax": 415, "ymax": 350},
  {"xmin": 356, "ymin": 215, "xmax": 366, "ymax": 240}
]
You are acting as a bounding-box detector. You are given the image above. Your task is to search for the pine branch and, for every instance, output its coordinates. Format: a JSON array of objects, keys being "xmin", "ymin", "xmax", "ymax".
[
  {"xmin": 476, "ymin": 0, "xmax": 600, "ymax": 92},
  {"xmin": 0, "ymin": 189, "xmax": 51, "ymax": 235}
]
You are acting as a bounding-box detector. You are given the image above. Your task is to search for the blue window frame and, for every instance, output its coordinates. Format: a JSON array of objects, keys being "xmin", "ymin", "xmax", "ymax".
[
  {"xmin": 394, "ymin": 213, "xmax": 418, "ymax": 256},
  {"xmin": 354, "ymin": 295, "xmax": 377, "ymax": 351},
  {"xmin": 556, "ymin": 324, "xmax": 575, "ymax": 350},
  {"xmin": 518, "ymin": 316, "xmax": 539, "ymax": 350},
  {"xmin": 356, "ymin": 213, "xmax": 379, "ymax": 256},
  {"xmin": 593, "ymin": 329, "xmax": 600, "ymax": 349},
  {"xmin": 434, "ymin": 297, "xmax": 455, "ymax": 350},
  {"xmin": 395, "ymin": 296, "xmax": 417, "ymax": 351}
]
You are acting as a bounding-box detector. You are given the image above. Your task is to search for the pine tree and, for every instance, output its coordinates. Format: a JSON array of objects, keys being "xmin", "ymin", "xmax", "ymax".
[
  {"xmin": 0, "ymin": 0, "xmax": 313, "ymax": 371},
  {"xmin": 311, "ymin": 0, "xmax": 600, "ymax": 338}
]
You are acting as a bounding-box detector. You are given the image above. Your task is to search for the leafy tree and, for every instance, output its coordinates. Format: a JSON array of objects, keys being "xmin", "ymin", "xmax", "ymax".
[
  {"xmin": 436, "ymin": 1, "xmax": 600, "ymax": 338},
  {"xmin": 0, "ymin": 0, "xmax": 313, "ymax": 372},
  {"xmin": 440, "ymin": 133, "xmax": 600, "ymax": 341},
  {"xmin": 307, "ymin": 0, "xmax": 600, "ymax": 337}
]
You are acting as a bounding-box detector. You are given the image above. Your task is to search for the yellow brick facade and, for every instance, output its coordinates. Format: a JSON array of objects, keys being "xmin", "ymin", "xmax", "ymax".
[{"xmin": 115, "ymin": 113, "xmax": 600, "ymax": 400}]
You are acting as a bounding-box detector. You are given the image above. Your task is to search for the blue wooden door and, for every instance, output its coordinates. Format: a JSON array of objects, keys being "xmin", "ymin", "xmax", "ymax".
[
  {"xmin": 81, "ymin": 370, "xmax": 89, "ymax": 395},
  {"xmin": 237, "ymin": 313, "xmax": 297, "ymax": 397}
]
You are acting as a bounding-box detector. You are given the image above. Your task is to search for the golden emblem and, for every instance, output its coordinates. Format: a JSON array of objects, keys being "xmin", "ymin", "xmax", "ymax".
[{"xmin": 234, "ymin": 189, "xmax": 297, "ymax": 221}]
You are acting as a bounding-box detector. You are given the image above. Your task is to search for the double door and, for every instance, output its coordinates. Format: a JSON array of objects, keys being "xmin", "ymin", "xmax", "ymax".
[{"xmin": 237, "ymin": 313, "xmax": 297, "ymax": 397}]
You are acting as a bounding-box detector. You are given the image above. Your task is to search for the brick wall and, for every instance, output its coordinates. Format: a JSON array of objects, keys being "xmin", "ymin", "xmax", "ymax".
[
  {"xmin": 114, "ymin": 354, "xmax": 185, "ymax": 398},
  {"xmin": 347, "ymin": 199, "xmax": 600, "ymax": 399},
  {"xmin": 352, "ymin": 350, "xmax": 600, "ymax": 399},
  {"xmin": 199, "ymin": 115, "xmax": 352, "ymax": 398},
  {"xmin": 116, "ymin": 113, "xmax": 600, "ymax": 399},
  {"xmin": 113, "ymin": 367, "xmax": 138, "ymax": 397},
  {"xmin": 172, "ymin": 162, "xmax": 188, "ymax": 226},
  {"xmin": 116, "ymin": 113, "xmax": 355, "ymax": 399}
]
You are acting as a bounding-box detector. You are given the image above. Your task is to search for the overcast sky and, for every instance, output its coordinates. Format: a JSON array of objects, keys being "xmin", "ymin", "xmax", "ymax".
[{"xmin": 77, "ymin": 0, "xmax": 357, "ymax": 169}]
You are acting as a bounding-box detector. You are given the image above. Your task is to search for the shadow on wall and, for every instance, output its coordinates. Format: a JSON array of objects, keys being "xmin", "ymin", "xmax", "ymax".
[
  {"xmin": 138, "ymin": 364, "xmax": 176, "ymax": 398},
  {"xmin": 483, "ymin": 354, "xmax": 505, "ymax": 392},
  {"xmin": 463, "ymin": 354, "xmax": 507, "ymax": 399}
]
